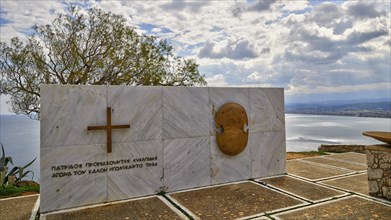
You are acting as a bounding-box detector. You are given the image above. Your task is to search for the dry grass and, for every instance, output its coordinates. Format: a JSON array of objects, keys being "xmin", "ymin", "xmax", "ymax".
[{"xmin": 286, "ymin": 151, "xmax": 328, "ymax": 160}]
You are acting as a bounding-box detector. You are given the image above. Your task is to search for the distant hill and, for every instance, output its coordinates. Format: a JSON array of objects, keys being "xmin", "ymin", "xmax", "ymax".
[{"xmin": 285, "ymin": 101, "xmax": 391, "ymax": 118}]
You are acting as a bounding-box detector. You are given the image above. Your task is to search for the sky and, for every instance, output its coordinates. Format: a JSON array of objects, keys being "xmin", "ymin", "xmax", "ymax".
[{"xmin": 0, "ymin": 0, "xmax": 390, "ymax": 114}]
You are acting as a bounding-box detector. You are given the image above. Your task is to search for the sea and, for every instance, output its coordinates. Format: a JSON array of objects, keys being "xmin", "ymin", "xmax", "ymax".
[{"xmin": 0, "ymin": 114, "xmax": 390, "ymax": 182}]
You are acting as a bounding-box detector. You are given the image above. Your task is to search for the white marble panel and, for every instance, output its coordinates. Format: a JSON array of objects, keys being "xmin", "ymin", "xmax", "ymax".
[
  {"xmin": 210, "ymin": 136, "xmax": 252, "ymax": 185},
  {"xmin": 209, "ymin": 88, "xmax": 250, "ymax": 136},
  {"xmin": 163, "ymin": 87, "xmax": 209, "ymax": 139},
  {"xmin": 163, "ymin": 137, "xmax": 210, "ymax": 191},
  {"xmin": 40, "ymin": 85, "xmax": 286, "ymax": 213},
  {"xmin": 108, "ymin": 86, "xmax": 163, "ymax": 142},
  {"xmin": 249, "ymin": 88, "xmax": 285, "ymax": 133},
  {"xmin": 41, "ymin": 85, "xmax": 107, "ymax": 148},
  {"xmin": 107, "ymin": 141, "xmax": 163, "ymax": 201},
  {"xmin": 40, "ymin": 144, "xmax": 107, "ymax": 213},
  {"xmin": 251, "ymin": 131, "xmax": 286, "ymax": 178},
  {"xmin": 265, "ymin": 88, "xmax": 285, "ymax": 131}
]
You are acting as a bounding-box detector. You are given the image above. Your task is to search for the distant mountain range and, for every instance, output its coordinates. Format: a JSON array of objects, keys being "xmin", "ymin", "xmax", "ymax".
[{"xmin": 285, "ymin": 100, "xmax": 391, "ymax": 118}]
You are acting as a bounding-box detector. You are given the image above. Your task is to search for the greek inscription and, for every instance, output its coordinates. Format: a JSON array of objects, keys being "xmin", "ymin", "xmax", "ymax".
[
  {"xmin": 51, "ymin": 164, "xmax": 82, "ymax": 171},
  {"xmin": 74, "ymin": 170, "xmax": 86, "ymax": 175},
  {"xmin": 52, "ymin": 172, "xmax": 72, "ymax": 178},
  {"xmin": 146, "ymin": 162, "xmax": 157, "ymax": 167},
  {"xmin": 89, "ymin": 168, "xmax": 108, "ymax": 174},
  {"xmin": 50, "ymin": 156, "xmax": 158, "ymax": 178},
  {"xmin": 133, "ymin": 156, "xmax": 157, "ymax": 163},
  {"xmin": 109, "ymin": 164, "xmax": 143, "ymax": 171},
  {"xmin": 85, "ymin": 159, "xmax": 132, "ymax": 168}
]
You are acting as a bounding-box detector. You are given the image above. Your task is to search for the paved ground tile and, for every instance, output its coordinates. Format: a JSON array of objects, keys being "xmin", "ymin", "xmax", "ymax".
[
  {"xmin": 324, "ymin": 152, "xmax": 367, "ymax": 164},
  {"xmin": 286, "ymin": 160, "xmax": 352, "ymax": 181},
  {"xmin": 44, "ymin": 196, "xmax": 185, "ymax": 220},
  {"xmin": 0, "ymin": 195, "xmax": 38, "ymax": 220},
  {"xmin": 169, "ymin": 181, "xmax": 305, "ymax": 220},
  {"xmin": 261, "ymin": 176, "xmax": 345, "ymax": 202},
  {"xmin": 320, "ymin": 173, "xmax": 369, "ymax": 195},
  {"xmin": 274, "ymin": 196, "xmax": 391, "ymax": 220},
  {"xmin": 301, "ymin": 156, "xmax": 367, "ymax": 171}
]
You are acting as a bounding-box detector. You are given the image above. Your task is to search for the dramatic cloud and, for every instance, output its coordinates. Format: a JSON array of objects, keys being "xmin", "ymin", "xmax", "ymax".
[
  {"xmin": 160, "ymin": 0, "xmax": 210, "ymax": 13},
  {"xmin": 345, "ymin": 1, "xmax": 387, "ymax": 19},
  {"xmin": 310, "ymin": 2, "xmax": 343, "ymax": 25},
  {"xmin": 0, "ymin": 0, "xmax": 390, "ymax": 109},
  {"xmin": 248, "ymin": 0, "xmax": 277, "ymax": 12},
  {"xmin": 199, "ymin": 38, "xmax": 258, "ymax": 59}
]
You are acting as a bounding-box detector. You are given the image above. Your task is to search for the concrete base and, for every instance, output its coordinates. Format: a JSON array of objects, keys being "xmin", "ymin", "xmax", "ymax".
[
  {"xmin": 366, "ymin": 145, "xmax": 391, "ymax": 201},
  {"xmin": 6, "ymin": 152, "xmax": 391, "ymax": 220}
]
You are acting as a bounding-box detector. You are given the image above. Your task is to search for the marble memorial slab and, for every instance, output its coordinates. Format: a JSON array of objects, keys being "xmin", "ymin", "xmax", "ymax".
[{"xmin": 40, "ymin": 85, "xmax": 285, "ymax": 213}]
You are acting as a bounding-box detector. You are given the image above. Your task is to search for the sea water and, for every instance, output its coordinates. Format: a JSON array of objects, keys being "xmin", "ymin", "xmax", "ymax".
[
  {"xmin": 0, "ymin": 115, "xmax": 40, "ymax": 182},
  {"xmin": 286, "ymin": 114, "xmax": 391, "ymax": 151},
  {"xmin": 0, "ymin": 114, "xmax": 390, "ymax": 182}
]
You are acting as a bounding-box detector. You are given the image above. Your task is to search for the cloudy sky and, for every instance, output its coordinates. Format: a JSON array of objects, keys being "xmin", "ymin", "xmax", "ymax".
[{"xmin": 0, "ymin": 0, "xmax": 390, "ymax": 114}]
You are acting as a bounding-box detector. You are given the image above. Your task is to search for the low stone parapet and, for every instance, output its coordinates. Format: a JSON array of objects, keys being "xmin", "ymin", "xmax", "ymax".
[
  {"xmin": 318, "ymin": 145, "xmax": 366, "ymax": 153},
  {"xmin": 365, "ymin": 145, "xmax": 391, "ymax": 201}
]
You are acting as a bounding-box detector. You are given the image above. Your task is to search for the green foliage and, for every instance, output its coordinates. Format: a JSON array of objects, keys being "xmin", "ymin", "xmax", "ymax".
[
  {"xmin": 0, "ymin": 144, "xmax": 36, "ymax": 186},
  {"xmin": 0, "ymin": 185, "xmax": 40, "ymax": 198},
  {"xmin": 0, "ymin": 6, "xmax": 206, "ymax": 119},
  {"xmin": 315, "ymin": 151, "xmax": 329, "ymax": 155}
]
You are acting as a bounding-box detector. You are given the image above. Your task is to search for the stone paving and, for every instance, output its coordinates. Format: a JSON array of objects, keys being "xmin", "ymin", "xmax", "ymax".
[
  {"xmin": 168, "ymin": 181, "xmax": 305, "ymax": 219},
  {"xmin": 261, "ymin": 176, "xmax": 347, "ymax": 203},
  {"xmin": 286, "ymin": 160, "xmax": 354, "ymax": 181},
  {"xmin": 273, "ymin": 196, "xmax": 391, "ymax": 220},
  {"xmin": 0, "ymin": 195, "xmax": 39, "ymax": 220},
  {"xmin": 44, "ymin": 196, "xmax": 187, "ymax": 220},
  {"xmin": 2, "ymin": 152, "xmax": 391, "ymax": 220},
  {"xmin": 320, "ymin": 173, "xmax": 370, "ymax": 196},
  {"xmin": 300, "ymin": 156, "xmax": 368, "ymax": 171}
]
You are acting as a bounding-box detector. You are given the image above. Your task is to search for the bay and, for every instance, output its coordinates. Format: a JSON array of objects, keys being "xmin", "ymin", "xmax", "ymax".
[
  {"xmin": 286, "ymin": 114, "xmax": 391, "ymax": 151},
  {"xmin": 0, "ymin": 114, "xmax": 390, "ymax": 182}
]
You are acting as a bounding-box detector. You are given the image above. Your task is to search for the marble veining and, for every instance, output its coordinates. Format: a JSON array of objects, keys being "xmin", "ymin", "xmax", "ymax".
[
  {"xmin": 108, "ymin": 86, "xmax": 163, "ymax": 142},
  {"xmin": 249, "ymin": 88, "xmax": 285, "ymax": 133},
  {"xmin": 40, "ymin": 85, "xmax": 286, "ymax": 213},
  {"xmin": 41, "ymin": 85, "xmax": 107, "ymax": 148},
  {"xmin": 40, "ymin": 144, "xmax": 107, "ymax": 213},
  {"xmin": 210, "ymin": 136, "xmax": 252, "ymax": 185},
  {"xmin": 162, "ymin": 87, "xmax": 209, "ymax": 139},
  {"xmin": 251, "ymin": 131, "xmax": 286, "ymax": 178},
  {"xmin": 263, "ymin": 88, "xmax": 285, "ymax": 131},
  {"xmin": 209, "ymin": 88, "xmax": 250, "ymax": 136},
  {"xmin": 163, "ymin": 137, "xmax": 211, "ymax": 191},
  {"xmin": 107, "ymin": 141, "xmax": 163, "ymax": 201}
]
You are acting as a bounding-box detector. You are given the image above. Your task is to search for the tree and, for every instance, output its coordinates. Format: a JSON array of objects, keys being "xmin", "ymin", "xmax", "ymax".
[{"xmin": 0, "ymin": 6, "xmax": 206, "ymax": 119}]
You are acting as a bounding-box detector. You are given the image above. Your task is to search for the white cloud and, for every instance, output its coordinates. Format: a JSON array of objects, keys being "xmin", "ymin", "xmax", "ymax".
[
  {"xmin": 199, "ymin": 38, "xmax": 258, "ymax": 59},
  {"xmin": 0, "ymin": 0, "xmax": 390, "ymax": 104},
  {"xmin": 206, "ymin": 74, "xmax": 228, "ymax": 87},
  {"xmin": 280, "ymin": 0, "xmax": 309, "ymax": 12},
  {"xmin": 0, "ymin": 1, "xmax": 65, "ymax": 42},
  {"xmin": 0, "ymin": 95, "xmax": 12, "ymax": 115}
]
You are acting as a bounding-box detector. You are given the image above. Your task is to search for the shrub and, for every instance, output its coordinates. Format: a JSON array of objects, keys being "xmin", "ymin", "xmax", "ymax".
[{"xmin": 0, "ymin": 143, "xmax": 36, "ymax": 186}]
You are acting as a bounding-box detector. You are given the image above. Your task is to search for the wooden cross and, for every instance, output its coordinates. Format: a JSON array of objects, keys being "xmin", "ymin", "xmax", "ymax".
[{"xmin": 87, "ymin": 107, "xmax": 130, "ymax": 153}]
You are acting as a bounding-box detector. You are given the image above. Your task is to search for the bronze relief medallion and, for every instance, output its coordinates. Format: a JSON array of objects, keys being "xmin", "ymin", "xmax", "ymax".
[{"xmin": 215, "ymin": 103, "xmax": 249, "ymax": 155}]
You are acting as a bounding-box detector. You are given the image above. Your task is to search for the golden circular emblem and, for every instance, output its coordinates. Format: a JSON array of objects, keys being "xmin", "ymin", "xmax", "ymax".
[{"xmin": 215, "ymin": 103, "xmax": 249, "ymax": 155}]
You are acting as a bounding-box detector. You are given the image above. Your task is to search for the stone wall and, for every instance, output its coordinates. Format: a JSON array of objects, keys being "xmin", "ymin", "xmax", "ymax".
[
  {"xmin": 318, "ymin": 144, "xmax": 366, "ymax": 153},
  {"xmin": 365, "ymin": 145, "xmax": 391, "ymax": 201}
]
